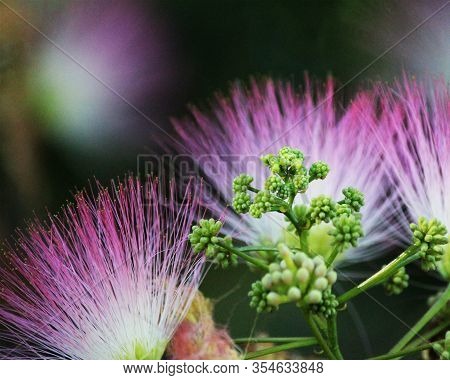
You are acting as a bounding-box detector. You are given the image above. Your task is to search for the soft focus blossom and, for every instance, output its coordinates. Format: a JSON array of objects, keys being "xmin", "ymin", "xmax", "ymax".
[
  {"xmin": 374, "ymin": 76, "xmax": 450, "ymax": 278},
  {"xmin": 29, "ymin": 0, "xmax": 177, "ymax": 150},
  {"xmin": 168, "ymin": 291, "xmax": 240, "ymax": 359},
  {"xmin": 0, "ymin": 177, "xmax": 204, "ymax": 359},
  {"xmin": 171, "ymin": 78, "xmax": 388, "ymax": 264}
]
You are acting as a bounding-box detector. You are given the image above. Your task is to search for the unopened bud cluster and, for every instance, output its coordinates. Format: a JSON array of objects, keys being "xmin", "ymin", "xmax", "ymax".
[
  {"xmin": 189, "ymin": 219, "xmax": 237, "ymax": 268},
  {"xmin": 249, "ymin": 244, "xmax": 337, "ymax": 312},
  {"xmin": 410, "ymin": 217, "xmax": 448, "ymax": 271},
  {"xmin": 383, "ymin": 267, "xmax": 409, "ymax": 295},
  {"xmin": 232, "ymin": 147, "xmax": 331, "ymax": 218}
]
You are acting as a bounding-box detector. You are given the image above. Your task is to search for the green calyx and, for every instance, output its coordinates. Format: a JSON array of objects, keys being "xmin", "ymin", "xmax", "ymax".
[
  {"xmin": 410, "ymin": 217, "xmax": 449, "ymax": 271},
  {"xmin": 249, "ymin": 244, "xmax": 338, "ymax": 313},
  {"xmin": 383, "ymin": 266, "xmax": 409, "ymax": 296}
]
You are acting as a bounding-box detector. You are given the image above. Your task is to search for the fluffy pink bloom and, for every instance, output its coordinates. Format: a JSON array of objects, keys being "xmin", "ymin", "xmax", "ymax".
[
  {"xmin": 0, "ymin": 177, "xmax": 204, "ymax": 359},
  {"xmin": 171, "ymin": 77, "xmax": 388, "ymax": 263},
  {"xmin": 373, "ymin": 77, "xmax": 450, "ymax": 245}
]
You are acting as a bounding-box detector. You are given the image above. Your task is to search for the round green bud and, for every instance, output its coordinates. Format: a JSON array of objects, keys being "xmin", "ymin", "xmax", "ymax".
[
  {"xmin": 383, "ymin": 266, "xmax": 409, "ymax": 296},
  {"xmin": 326, "ymin": 270, "xmax": 338, "ymax": 285},
  {"xmin": 340, "ymin": 187, "xmax": 365, "ymax": 212},
  {"xmin": 265, "ymin": 175, "xmax": 290, "ymax": 199},
  {"xmin": 281, "ymin": 269, "xmax": 294, "ymax": 285},
  {"xmin": 293, "ymin": 251, "xmax": 307, "ymax": 266},
  {"xmin": 287, "ymin": 286, "xmax": 302, "ymax": 301},
  {"xmin": 309, "ymin": 195, "xmax": 336, "ymax": 224},
  {"xmin": 269, "ymin": 263, "xmax": 281, "ymax": 273},
  {"xmin": 261, "ymin": 274, "xmax": 273, "ymax": 289},
  {"xmin": 271, "ymin": 271, "xmax": 282, "ymax": 285},
  {"xmin": 296, "ymin": 267, "xmax": 310, "ymax": 284},
  {"xmin": 309, "ymin": 161, "xmax": 330, "ymax": 181},
  {"xmin": 305, "ymin": 289, "xmax": 323, "ymax": 304},
  {"xmin": 249, "ymin": 191, "xmax": 276, "ymax": 218},
  {"xmin": 267, "ymin": 292, "xmax": 282, "ymax": 306},
  {"xmin": 232, "ymin": 174, "xmax": 253, "ymax": 193},
  {"xmin": 232, "ymin": 192, "xmax": 252, "ymax": 214},
  {"xmin": 410, "ymin": 217, "xmax": 449, "ymax": 271},
  {"xmin": 314, "ymin": 264, "xmax": 327, "ymax": 278},
  {"xmin": 314, "ymin": 277, "xmax": 329, "ymax": 291},
  {"xmin": 302, "ymin": 258, "xmax": 314, "ymax": 272}
]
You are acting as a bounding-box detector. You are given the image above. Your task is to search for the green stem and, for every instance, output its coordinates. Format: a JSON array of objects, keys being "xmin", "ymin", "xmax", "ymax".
[
  {"xmin": 238, "ymin": 246, "xmax": 279, "ymax": 253},
  {"xmin": 305, "ymin": 310, "xmax": 336, "ymax": 359},
  {"xmin": 326, "ymin": 245, "xmax": 342, "ymax": 267},
  {"xmin": 299, "ymin": 230, "xmax": 309, "ymax": 254},
  {"xmin": 327, "ymin": 316, "xmax": 344, "ymax": 359},
  {"xmin": 407, "ymin": 319, "xmax": 450, "ymax": 349},
  {"xmin": 216, "ymin": 242, "xmax": 269, "ymax": 271},
  {"xmin": 248, "ymin": 186, "xmax": 260, "ymax": 193},
  {"xmin": 389, "ymin": 282, "xmax": 450, "ymax": 353},
  {"xmin": 235, "ymin": 336, "xmax": 316, "ymax": 344},
  {"xmin": 338, "ymin": 247, "xmax": 420, "ymax": 305},
  {"xmin": 244, "ymin": 339, "xmax": 318, "ymax": 360},
  {"xmin": 370, "ymin": 339, "xmax": 444, "ymax": 360}
]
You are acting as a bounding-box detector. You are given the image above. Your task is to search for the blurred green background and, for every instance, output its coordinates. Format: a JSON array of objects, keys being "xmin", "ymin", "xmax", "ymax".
[{"xmin": 1, "ymin": 0, "xmax": 449, "ymax": 358}]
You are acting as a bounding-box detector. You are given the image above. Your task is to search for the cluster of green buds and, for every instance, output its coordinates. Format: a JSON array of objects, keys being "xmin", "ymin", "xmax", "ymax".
[
  {"xmin": 231, "ymin": 147, "xmax": 332, "ymax": 219},
  {"xmin": 189, "ymin": 219, "xmax": 238, "ymax": 268},
  {"xmin": 249, "ymin": 244, "xmax": 337, "ymax": 313},
  {"xmin": 410, "ymin": 217, "xmax": 449, "ymax": 271},
  {"xmin": 383, "ymin": 267, "xmax": 409, "ymax": 296},
  {"xmin": 432, "ymin": 331, "xmax": 450, "ymax": 360}
]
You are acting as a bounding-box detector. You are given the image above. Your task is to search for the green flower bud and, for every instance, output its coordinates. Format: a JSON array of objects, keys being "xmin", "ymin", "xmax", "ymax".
[
  {"xmin": 293, "ymin": 173, "xmax": 310, "ymax": 193},
  {"xmin": 330, "ymin": 213, "xmax": 364, "ymax": 251},
  {"xmin": 281, "ymin": 269, "xmax": 293, "ymax": 285},
  {"xmin": 232, "ymin": 192, "xmax": 252, "ymax": 214},
  {"xmin": 232, "ymin": 174, "xmax": 253, "ymax": 193},
  {"xmin": 410, "ymin": 217, "xmax": 449, "ymax": 271},
  {"xmin": 309, "ymin": 161, "xmax": 330, "ymax": 181},
  {"xmin": 296, "ymin": 267, "xmax": 310, "ymax": 284},
  {"xmin": 287, "ymin": 286, "xmax": 302, "ymax": 301},
  {"xmin": 309, "ymin": 196, "xmax": 336, "ymax": 224},
  {"xmin": 305, "ymin": 289, "xmax": 323, "ymax": 304},
  {"xmin": 249, "ymin": 191, "xmax": 276, "ymax": 218},
  {"xmin": 383, "ymin": 266, "xmax": 409, "ymax": 296},
  {"xmin": 189, "ymin": 219, "xmax": 223, "ymax": 253},
  {"xmin": 339, "ymin": 187, "xmax": 364, "ymax": 212},
  {"xmin": 314, "ymin": 277, "xmax": 329, "ymax": 291},
  {"xmin": 265, "ymin": 175, "xmax": 290, "ymax": 199},
  {"xmin": 311, "ymin": 288, "xmax": 339, "ymax": 319},
  {"xmin": 267, "ymin": 292, "xmax": 282, "ymax": 306},
  {"xmin": 249, "ymin": 281, "xmax": 276, "ymax": 313}
]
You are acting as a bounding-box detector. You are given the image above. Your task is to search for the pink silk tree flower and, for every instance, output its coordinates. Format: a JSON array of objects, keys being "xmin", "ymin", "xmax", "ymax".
[
  {"xmin": 171, "ymin": 77, "xmax": 389, "ymax": 264},
  {"xmin": 374, "ymin": 77, "xmax": 450, "ymax": 278},
  {"xmin": 0, "ymin": 177, "xmax": 205, "ymax": 359}
]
